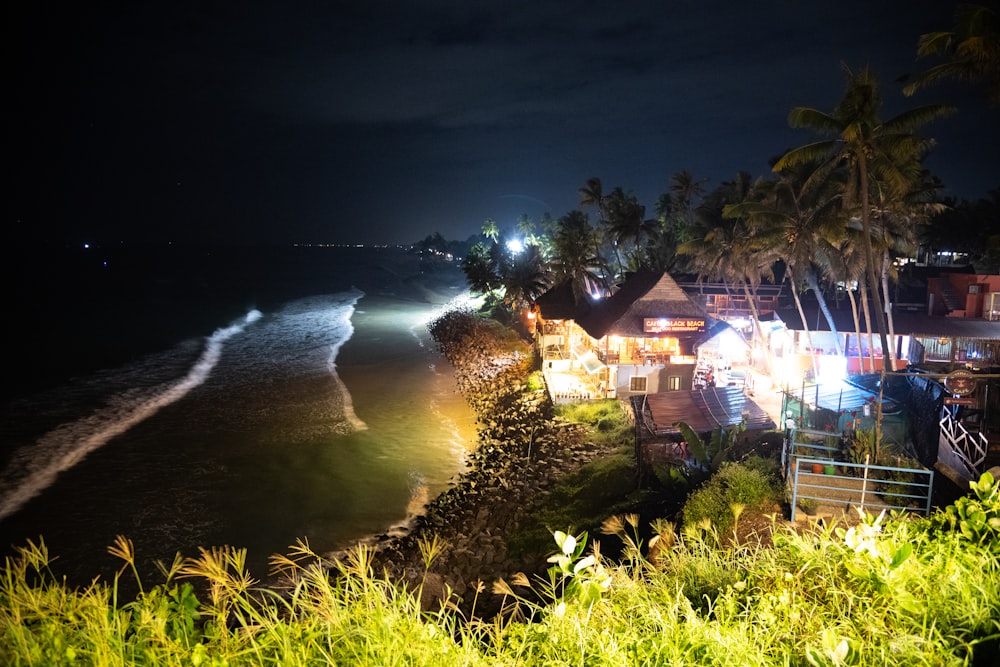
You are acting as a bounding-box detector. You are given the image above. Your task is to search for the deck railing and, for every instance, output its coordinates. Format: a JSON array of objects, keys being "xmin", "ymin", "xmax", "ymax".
[{"xmin": 937, "ymin": 407, "xmax": 989, "ymax": 482}]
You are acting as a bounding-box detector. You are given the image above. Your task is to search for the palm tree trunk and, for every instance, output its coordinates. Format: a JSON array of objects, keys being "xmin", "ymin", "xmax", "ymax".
[
  {"xmin": 860, "ymin": 280, "xmax": 876, "ymax": 374},
  {"xmin": 742, "ymin": 280, "xmax": 774, "ymax": 376},
  {"xmin": 788, "ymin": 268, "xmax": 820, "ymax": 379},
  {"xmin": 847, "ymin": 285, "xmax": 862, "ymax": 375},
  {"xmin": 805, "ymin": 267, "xmax": 844, "ymax": 356},
  {"xmin": 858, "ymin": 155, "xmax": 892, "ymax": 369},
  {"xmin": 858, "ymin": 154, "xmax": 887, "ymax": 451},
  {"xmin": 880, "ymin": 251, "xmax": 898, "ymax": 368}
]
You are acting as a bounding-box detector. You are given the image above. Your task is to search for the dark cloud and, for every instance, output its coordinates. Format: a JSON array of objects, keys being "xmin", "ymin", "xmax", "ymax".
[{"xmin": 8, "ymin": 0, "xmax": 998, "ymax": 246}]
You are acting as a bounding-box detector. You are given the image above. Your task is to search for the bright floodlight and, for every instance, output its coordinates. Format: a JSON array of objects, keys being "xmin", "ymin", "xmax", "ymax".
[{"xmin": 506, "ymin": 238, "xmax": 524, "ymax": 254}]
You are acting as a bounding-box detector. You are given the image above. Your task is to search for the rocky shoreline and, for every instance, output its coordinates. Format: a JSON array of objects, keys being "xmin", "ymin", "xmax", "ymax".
[{"xmin": 360, "ymin": 308, "xmax": 614, "ymax": 613}]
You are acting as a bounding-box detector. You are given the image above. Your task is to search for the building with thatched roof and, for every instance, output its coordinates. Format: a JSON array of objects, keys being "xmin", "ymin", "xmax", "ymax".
[{"xmin": 535, "ymin": 271, "xmax": 753, "ymax": 401}]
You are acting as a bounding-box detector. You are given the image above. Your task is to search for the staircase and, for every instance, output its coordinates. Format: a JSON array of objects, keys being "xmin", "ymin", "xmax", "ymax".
[
  {"xmin": 938, "ymin": 407, "xmax": 991, "ymax": 482},
  {"xmin": 939, "ymin": 281, "xmax": 963, "ymax": 315}
]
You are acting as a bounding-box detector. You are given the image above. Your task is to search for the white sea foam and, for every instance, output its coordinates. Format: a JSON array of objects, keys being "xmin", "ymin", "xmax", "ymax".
[
  {"xmin": 0, "ymin": 310, "xmax": 261, "ymax": 521},
  {"xmin": 327, "ymin": 290, "xmax": 367, "ymax": 431}
]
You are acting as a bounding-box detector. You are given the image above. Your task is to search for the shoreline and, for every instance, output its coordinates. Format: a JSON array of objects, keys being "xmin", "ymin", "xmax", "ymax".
[
  {"xmin": 347, "ymin": 309, "xmax": 612, "ymax": 613},
  {"xmin": 328, "ymin": 269, "xmax": 480, "ymax": 549},
  {"xmin": 0, "ymin": 254, "xmax": 475, "ymax": 590}
]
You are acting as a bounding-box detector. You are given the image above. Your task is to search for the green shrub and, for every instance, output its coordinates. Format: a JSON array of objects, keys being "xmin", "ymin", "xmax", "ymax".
[
  {"xmin": 555, "ymin": 399, "xmax": 632, "ymax": 445},
  {"xmin": 737, "ymin": 454, "xmax": 781, "ymax": 481},
  {"xmin": 525, "ymin": 370, "xmax": 545, "ymax": 392},
  {"xmin": 681, "ymin": 459, "xmax": 782, "ymax": 534},
  {"xmin": 507, "ymin": 447, "xmax": 640, "ymax": 558},
  {"xmin": 681, "ymin": 482, "xmax": 729, "ymax": 532}
]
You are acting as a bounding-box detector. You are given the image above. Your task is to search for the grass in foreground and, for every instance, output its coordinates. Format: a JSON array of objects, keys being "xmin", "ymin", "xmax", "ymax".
[{"xmin": 3, "ymin": 473, "xmax": 1000, "ymax": 666}]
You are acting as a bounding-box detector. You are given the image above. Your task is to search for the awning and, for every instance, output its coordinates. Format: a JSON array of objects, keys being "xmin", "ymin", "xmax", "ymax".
[{"xmin": 571, "ymin": 342, "xmax": 605, "ymax": 374}]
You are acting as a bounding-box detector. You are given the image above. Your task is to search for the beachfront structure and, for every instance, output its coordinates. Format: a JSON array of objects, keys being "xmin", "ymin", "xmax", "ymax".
[
  {"xmin": 766, "ymin": 306, "xmax": 1000, "ymax": 380},
  {"xmin": 534, "ymin": 271, "xmax": 752, "ymax": 402},
  {"xmin": 755, "ymin": 269, "xmax": 1000, "ymax": 380},
  {"xmin": 762, "ymin": 271, "xmax": 1000, "ymax": 483}
]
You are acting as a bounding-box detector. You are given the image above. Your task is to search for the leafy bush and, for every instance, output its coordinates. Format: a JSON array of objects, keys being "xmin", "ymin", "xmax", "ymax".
[
  {"xmin": 681, "ymin": 458, "xmax": 783, "ymax": 535},
  {"xmin": 525, "ymin": 370, "xmax": 546, "ymax": 392},
  {"xmin": 845, "ymin": 426, "xmax": 879, "ymax": 465},
  {"xmin": 930, "ymin": 470, "xmax": 1000, "ymax": 554},
  {"xmin": 555, "ymin": 399, "xmax": 632, "ymax": 445}
]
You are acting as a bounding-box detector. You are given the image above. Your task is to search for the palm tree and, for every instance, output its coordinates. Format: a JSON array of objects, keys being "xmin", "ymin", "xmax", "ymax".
[
  {"xmin": 549, "ymin": 210, "xmax": 608, "ymax": 303},
  {"xmin": 577, "ymin": 178, "xmax": 614, "ymax": 280},
  {"xmin": 461, "ymin": 241, "xmax": 503, "ymax": 296},
  {"xmin": 641, "ymin": 214, "xmax": 687, "ymax": 272},
  {"xmin": 903, "ymin": 3, "xmax": 1000, "ymax": 105},
  {"xmin": 725, "ymin": 161, "xmax": 846, "ymax": 376},
  {"xmin": 821, "ymin": 233, "xmax": 874, "ymax": 372},
  {"xmin": 680, "ymin": 173, "xmax": 778, "ymax": 374},
  {"xmin": 651, "ymin": 171, "xmax": 703, "ymax": 273},
  {"xmin": 774, "ymin": 64, "xmax": 954, "ymax": 373},
  {"xmin": 867, "ymin": 172, "xmax": 947, "ymax": 365},
  {"xmin": 501, "ymin": 243, "xmax": 551, "ymax": 312},
  {"xmin": 603, "ymin": 187, "xmax": 654, "ymax": 275},
  {"xmin": 670, "ymin": 170, "xmax": 707, "ymax": 228},
  {"xmin": 920, "ymin": 188, "xmax": 1000, "ymax": 271},
  {"xmin": 482, "ymin": 218, "xmax": 499, "ymax": 243},
  {"xmin": 578, "ymin": 177, "xmax": 606, "ymax": 215}
]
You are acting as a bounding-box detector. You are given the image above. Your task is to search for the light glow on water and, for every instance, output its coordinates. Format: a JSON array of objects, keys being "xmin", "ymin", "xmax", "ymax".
[{"xmin": 0, "ymin": 284, "xmax": 476, "ymax": 584}]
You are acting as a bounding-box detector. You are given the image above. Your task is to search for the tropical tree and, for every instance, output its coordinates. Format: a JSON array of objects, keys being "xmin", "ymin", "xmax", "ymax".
[
  {"xmin": 724, "ymin": 161, "xmax": 847, "ymax": 374},
  {"xmin": 821, "ymin": 231, "xmax": 876, "ymax": 372},
  {"xmin": 549, "ymin": 210, "xmax": 608, "ymax": 303},
  {"xmin": 462, "ymin": 240, "xmax": 503, "ymax": 296},
  {"xmin": 515, "ymin": 213, "xmax": 545, "ymax": 248},
  {"xmin": 903, "ymin": 3, "xmax": 1000, "ymax": 105},
  {"xmin": 650, "ymin": 173, "xmax": 702, "ymax": 274},
  {"xmin": 577, "ymin": 178, "xmax": 615, "ymax": 279},
  {"xmin": 920, "ymin": 189, "xmax": 1000, "ymax": 271},
  {"xmin": 461, "ymin": 219, "xmax": 551, "ymax": 315},
  {"xmin": 680, "ymin": 173, "xmax": 778, "ymax": 373},
  {"xmin": 774, "ymin": 64, "xmax": 954, "ymax": 374},
  {"xmin": 669, "ymin": 169, "xmax": 707, "ymax": 228},
  {"xmin": 867, "ymin": 171, "xmax": 947, "ymax": 354},
  {"xmin": 500, "ymin": 243, "xmax": 551, "ymax": 311},
  {"xmin": 578, "ymin": 177, "xmax": 606, "ymax": 217},
  {"xmin": 482, "ymin": 218, "xmax": 499, "ymax": 243},
  {"xmin": 642, "ymin": 210, "xmax": 689, "ymax": 273},
  {"xmin": 603, "ymin": 187, "xmax": 654, "ymax": 275}
]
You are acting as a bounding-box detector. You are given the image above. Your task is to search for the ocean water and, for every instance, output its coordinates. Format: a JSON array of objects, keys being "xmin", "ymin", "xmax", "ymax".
[{"xmin": 0, "ymin": 245, "xmax": 476, "ymax": 587}]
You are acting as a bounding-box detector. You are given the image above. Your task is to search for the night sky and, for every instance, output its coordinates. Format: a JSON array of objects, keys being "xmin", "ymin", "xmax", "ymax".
[{"xmin": 9, "ymin": 1, "xmax": 999, "ymax": 247}]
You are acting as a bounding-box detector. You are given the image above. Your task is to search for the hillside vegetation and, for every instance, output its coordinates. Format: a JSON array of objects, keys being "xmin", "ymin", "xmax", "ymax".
[{"xmin": 3, "ymin": 472, "xmax": 999, "ymax": 665}]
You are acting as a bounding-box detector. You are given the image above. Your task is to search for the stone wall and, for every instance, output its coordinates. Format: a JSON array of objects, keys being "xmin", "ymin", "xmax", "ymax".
[{"xmin": 364, "ymin": 309, "xmax": 607, "ymax": 615}]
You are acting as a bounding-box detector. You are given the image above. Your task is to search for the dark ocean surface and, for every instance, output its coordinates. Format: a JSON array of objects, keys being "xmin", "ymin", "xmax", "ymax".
[{"xmin": 0, "ymin": 245, "xmax": 477, "ymax": 587}]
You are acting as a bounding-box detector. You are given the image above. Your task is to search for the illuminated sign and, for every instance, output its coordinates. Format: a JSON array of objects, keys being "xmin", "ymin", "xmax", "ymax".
[
  {"xmin": 945, "ymin": 369, "xmax": 977, "ymax": 396},
  {"xmin": 643, "ymin": 317, "xmax": 706, "ymax": 334},
  {"xmin": 944, "ymin": 397, "xmax": 977, "ymax": 407}
]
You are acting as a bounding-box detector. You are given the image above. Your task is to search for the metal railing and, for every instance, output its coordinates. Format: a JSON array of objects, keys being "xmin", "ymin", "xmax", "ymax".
[
  {"xmin": 781, "ymin": 428, "xmax": 841, "ymax": 479},
  {"xmin": 789, "ymin": 456, "xmax": 934, "ymax": 521}
]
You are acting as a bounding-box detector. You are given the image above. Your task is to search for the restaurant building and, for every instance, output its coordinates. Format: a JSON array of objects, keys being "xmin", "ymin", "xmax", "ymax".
[{"xmin": 534, "ymin": 271, "xmax": 754, "ymax": 401}]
